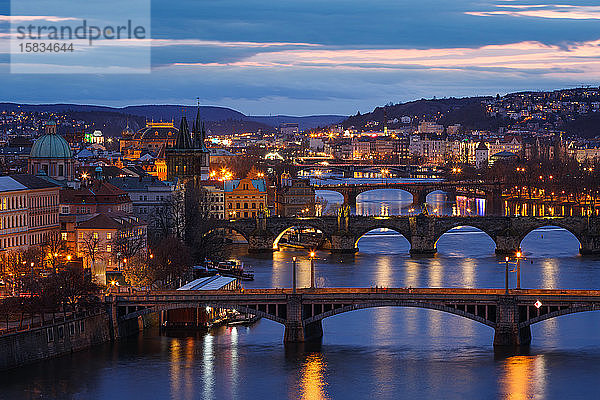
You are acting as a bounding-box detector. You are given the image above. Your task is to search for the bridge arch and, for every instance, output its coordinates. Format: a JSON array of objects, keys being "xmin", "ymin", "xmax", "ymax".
[
  {"xmin": 272, "ymin": 225, "xmax": 330, "ymax": 250},
  {"xmin": 302, "ymin": 302, "xmax": 496, "ymax": 328},
  {"xmin": 434, "ymin": 225, "xmax": 497, "ymax": 256},
  {"xmin": 354, "ymin": 227, "xmax": 411, "ymax": 253},
  {"xmin": 202, "ymin": 226, "xmax": 250, "ymax": 243},
  {"xmin": 120, "ymin": 302, "xmax": 286, "ymax": 325},
  {"xmin": 518, "ymin": 224, "xmax": 583, "ymax": 255},
  {"xmin": 519, "ymin": 305, "xmax": 600, "ymax": 328}
]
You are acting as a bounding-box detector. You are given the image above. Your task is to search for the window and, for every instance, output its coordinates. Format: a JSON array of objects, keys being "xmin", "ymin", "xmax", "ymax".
[
  {"xmin": 106, "ymin": 245, "xmax": 112, "ymax": 252},
  {"xmin": 107, "ymin": 232, "xmax": 112, "ymax": 240},
  {"xmin": 58, "ymin": 326, "xmax": 64, "ymax": 339},
  {"xmin": 61, "ymin": 232, "xmax": 68, "ymax": 241},
  {"xmin": 80, "ymin": 320, "xmax": 85, "ymax": 332},
  {"xmin": 69, "ymin": 323, "xmax": 75, "ymax": 336},
  {"xmin": 79, "ymin": 232, "xmax": 84, "ymax": 239},
  {"xmin": 93, "ymin": 232, "xmax": 98, "ymax": 239},
  {"xmin": 61, "ymin": 206, "xmax": 69, "ymax": 214},
  {"xmin": 47, "ymin": 328, "xmax": 54, "ymax": 342}
]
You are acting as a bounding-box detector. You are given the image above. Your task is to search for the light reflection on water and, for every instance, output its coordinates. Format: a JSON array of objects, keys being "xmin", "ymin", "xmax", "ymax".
[{"xmin": 3, "ymin": 190, "xmax": 600, "ymax": 400}]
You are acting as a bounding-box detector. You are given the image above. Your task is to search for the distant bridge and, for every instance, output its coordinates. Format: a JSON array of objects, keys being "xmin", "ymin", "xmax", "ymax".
[
  {"xmin": 108, "ymin": 288, "xmax": 600, "ymax": 346},
  {"xmin": 296, "ymin": 163, "xmax": 439, "ymax": 178},
  {"xmin": 213, "ymin": 215, "xmax": 600, "ymax": 255},
  {"xmin": 313, "ymin": 181, "xmax": 502, "ymax": 209}
]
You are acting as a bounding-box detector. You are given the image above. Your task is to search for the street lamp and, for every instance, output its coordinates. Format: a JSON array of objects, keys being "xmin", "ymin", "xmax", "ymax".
[
  {"xmin": 504, "ymin": 257, "xmax": 509, "ymax": 294},
  {"xmin": 309, "ymin": 251, "xmax": 316, "ymax": 289},
  {"xmin": 515, "ymin": 250, "xmax": 522, "ymax": 289},
  {"xmin": 292, "ymin": 257, "xmax": 297, "ymax": 294}
]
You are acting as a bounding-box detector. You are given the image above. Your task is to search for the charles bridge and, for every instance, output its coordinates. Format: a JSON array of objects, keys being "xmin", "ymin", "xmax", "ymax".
[
  {"xmin": 109, "ymin": 288, "xmax": 600, "ymax": 346},
  {"xmin": 212, "ymin": 214, "xmax": 600, "ymax": 255}
]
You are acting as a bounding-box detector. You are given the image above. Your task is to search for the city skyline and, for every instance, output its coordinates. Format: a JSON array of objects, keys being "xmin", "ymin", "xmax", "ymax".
[{"xmin": 2, "ymin": 1, "xmax": 600, "ymax": 115}]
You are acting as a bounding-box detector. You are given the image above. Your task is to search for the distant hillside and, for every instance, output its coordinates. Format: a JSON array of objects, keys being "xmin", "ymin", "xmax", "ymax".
[
  {"xmin": 343, "ymin": 97, "xmax": 497, "ymax": 131},
  {"xmin": 0, "ymin": 103, "xmax": 346, "ymax": 134},
  {"xmin": 247, "ymin": 115, "xmax": 345, "ymax": 131}
]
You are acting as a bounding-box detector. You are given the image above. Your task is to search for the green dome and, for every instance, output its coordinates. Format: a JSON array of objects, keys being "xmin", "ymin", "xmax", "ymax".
[{"xmin": 30, "ymin": 133, "xmax": 72, "ymax": 159}]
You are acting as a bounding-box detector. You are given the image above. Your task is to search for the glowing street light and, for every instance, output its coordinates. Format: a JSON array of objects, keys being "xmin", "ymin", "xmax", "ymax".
[{"xmin": 309, "ymin": 251, "xmax": 316, "ymax": 289}]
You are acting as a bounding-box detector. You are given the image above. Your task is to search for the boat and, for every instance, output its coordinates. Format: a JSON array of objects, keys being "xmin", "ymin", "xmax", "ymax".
[
  {"xmin": 227, "ymin": 314, "xmax": 261, "ymax": 326},
  {"xmin": 192, "ymin": 265, "xmax": 218, "ymax": 278},
  {"xmin": 205, "ymin": 260, "xmax": 254, "ymax": 281}
]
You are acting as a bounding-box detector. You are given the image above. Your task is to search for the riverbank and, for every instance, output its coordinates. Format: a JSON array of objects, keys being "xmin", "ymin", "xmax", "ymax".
[{"xmin": 0, "ymin": 310, "xmax": 111, "ymax": 371}]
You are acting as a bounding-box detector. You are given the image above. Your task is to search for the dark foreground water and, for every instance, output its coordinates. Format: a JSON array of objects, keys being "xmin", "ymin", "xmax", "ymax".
[{"xmin": 3, "ymin": 193, "xmax": 600, "ymax": 399}]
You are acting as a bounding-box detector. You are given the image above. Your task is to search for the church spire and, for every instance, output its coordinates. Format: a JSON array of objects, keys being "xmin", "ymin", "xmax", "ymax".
[
  {"xmin": 192, "ymin": 98, "xmax": 207, "ymax": 151},
  {"xmin": 175, "ymin": 115, "xmax": 192, "ymax": 149}
]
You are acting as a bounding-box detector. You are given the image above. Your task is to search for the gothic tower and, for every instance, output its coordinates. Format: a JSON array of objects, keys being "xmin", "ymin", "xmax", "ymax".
[{"xmin": 166, "ymin": 107, "xmax": 210, "ymax": 185}]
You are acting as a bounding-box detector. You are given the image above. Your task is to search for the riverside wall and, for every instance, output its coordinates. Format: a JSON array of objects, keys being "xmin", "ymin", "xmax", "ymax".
[{"xmin": 0, "ymin": 312, "xmax": 111, "ymax": 370}]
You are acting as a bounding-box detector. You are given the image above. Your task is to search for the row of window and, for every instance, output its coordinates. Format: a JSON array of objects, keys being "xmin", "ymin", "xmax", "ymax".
[
  {"xmin": 30, "ymin": 194, "xmax": 58, "ymax": 209},
  {"xmin": 0, "ymin": 195, "xmax": 26, "ymax": 211},
  {"xmin": 228, "ymin": 202, "xmax": 263, "ymax": 210},
  {"xmin": 78, "ymin": 231, "xmax": 112, "ymax": 240},
  {"xmin": 30, "ymin": 213, "xmax": 57, "ymax": 227},
  {"xmin": 0, "ymin": 213, "xmax": 26, "ymax": 229},
  {"xmin": 0, "ymin": 234, "xmax": 26, "ymax": 249}
]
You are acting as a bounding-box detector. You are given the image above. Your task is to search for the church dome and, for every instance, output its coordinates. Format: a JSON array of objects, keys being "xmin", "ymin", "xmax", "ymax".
[{"xmin": 30, "ymin": 133, "xmax": 73, "ymax": 159}]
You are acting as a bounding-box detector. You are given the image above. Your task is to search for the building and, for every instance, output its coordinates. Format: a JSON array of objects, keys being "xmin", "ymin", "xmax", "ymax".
[
  {"xmin": 224, "ymin": 178, "xmax": 267, "ymax": 219},
  {"xmin": 275, "ymin": 175, "xmax": 315, "ymax": 217},
  {"xmin": 352, "ymin": 138, "xmax": 371, "ymax": 159},
  {"xmin": 418, "ymin": 121, "xmax": 444, "ymax": 135},
  {"xmin": 166, "ymin": 111, "xmax": 210, "ymax": 185},
  {"xmin": 84, "ymin": 130, "xmax": 104, "ymax": 145},
  {"xmin": 199, "ymin": 183, "xmax": 225, "ymax": 219},
  {"xmin": 0, "ymin": 174, "xmax": 61, "ymax": 251},
  {"xmin": 28, "ymin": 121, "xmax": 75, "ymax": 182},
  {"xmin": 119, "ymin": 121, "xmax": 179, "ymax": 160},
  {"xmin": 475, "ymin": 141, "xmax": 489, "ymax": 168},
  {"xmin": 76, "ymin": 213, "xmax": 147, "ymax": 285},
  {"xmin": 108, "ymin": 175, "xmax": 177, "ymax": 220},
  {"xmin": 279, "ymin": 123, "xmax": 299, "ymax": 139},
  {"xmin": 60, "ymin": 179, "xmax": 133, "ymax": 216}
]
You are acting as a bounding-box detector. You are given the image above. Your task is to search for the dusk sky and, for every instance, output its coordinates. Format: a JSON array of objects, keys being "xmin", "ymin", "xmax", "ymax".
[{"xmin": 2, "ymin": 0, "xmax": 600, "ymax": 115}]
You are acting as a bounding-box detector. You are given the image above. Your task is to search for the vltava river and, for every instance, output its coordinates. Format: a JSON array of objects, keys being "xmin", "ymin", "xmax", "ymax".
[{"xmin": 2, "ymin": 190, "xmax": 600, "ymax": 399}]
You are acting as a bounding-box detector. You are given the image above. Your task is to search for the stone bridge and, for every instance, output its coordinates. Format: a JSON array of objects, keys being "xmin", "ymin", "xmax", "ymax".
[
  {"xmin": 313, "ymin": 181, "xmax": 502, "ymax": 211},
  {"xmin": 296, "ymin": 163, "xmax": 438, "ymax": 178},
  {"xmin": 212, "ymin": 215, "xmax": 600, "ymax": 255},
  {"xmin": 108, "ymin": 288, "xmax": 600, "ymax": 346}
]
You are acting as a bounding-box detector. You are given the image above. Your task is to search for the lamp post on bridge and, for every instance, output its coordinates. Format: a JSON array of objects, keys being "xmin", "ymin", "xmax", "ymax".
[
  {"xmin": 310, "ymin": 251, "xmax": 316, "ymax": 289},
  {"xmin": 504, "ymin": 257, "xmax": 509, "ymax": 294},
  {"xmin": 292, "ymin": 256, "xmax": 297, "ymax": 294}
]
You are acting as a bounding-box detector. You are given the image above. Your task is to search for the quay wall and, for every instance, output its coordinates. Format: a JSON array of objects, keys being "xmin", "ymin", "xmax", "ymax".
[{"xmin": 0, "ymin": 312, "xmax": 111, "ymax": 371}]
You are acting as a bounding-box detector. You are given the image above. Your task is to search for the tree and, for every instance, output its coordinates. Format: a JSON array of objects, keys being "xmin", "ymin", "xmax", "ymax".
[
  {"xmin": 79, "ymin": 232, "xmax": 104, "ymax": 276},
  {"xmin": 41, "ymin": 231, "xmax": 68, "ymax": 271}
]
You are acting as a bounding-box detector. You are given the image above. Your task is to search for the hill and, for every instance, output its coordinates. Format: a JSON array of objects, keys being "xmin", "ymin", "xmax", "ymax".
[{"xmin": 0, "ymin": 103, "xmax": 346, "ymax": 135}]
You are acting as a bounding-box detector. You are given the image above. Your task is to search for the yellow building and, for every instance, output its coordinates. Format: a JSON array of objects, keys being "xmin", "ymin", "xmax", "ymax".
[{"xmin": 224, "ymin": 178, "xmax": 267, "ymax": 219}]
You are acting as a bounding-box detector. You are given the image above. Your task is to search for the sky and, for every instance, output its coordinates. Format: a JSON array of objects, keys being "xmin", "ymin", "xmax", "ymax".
[{"xmin": 1, "ymin": 0, "xmax": 600, "ymax": 115}]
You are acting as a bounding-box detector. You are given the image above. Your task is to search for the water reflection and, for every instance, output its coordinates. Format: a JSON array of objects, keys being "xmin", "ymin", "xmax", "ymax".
[
  {"xmin": 500, "ymin": 356, "xmax": 547, "ymax": 400},
  {"xmin": 299, "ymin": 353, "xmax": 329, "ymax": 400}
]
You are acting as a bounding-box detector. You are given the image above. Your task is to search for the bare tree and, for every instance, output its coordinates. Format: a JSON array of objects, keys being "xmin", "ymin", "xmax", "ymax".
[
  {"xmin": 41, "ymin": 231, "xmax": 67, "ymax": 271},
  {"xmin": 79, "ymin": 232, "xmax": 104, "ymax": 276}
]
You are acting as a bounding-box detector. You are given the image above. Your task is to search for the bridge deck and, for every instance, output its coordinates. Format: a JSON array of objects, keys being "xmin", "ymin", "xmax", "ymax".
[{"xmin": 111, "ymin": 287, "xmax": 600, "ymax": 302}]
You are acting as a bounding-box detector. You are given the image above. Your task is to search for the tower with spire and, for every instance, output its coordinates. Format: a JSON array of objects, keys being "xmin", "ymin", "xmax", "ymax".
[{"xmin": 165, "ymin": 103, "xmax": 210, "ymax": 185}]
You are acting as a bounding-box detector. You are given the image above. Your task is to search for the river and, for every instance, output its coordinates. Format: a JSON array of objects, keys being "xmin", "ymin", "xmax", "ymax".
[{"xmin": 2, "ymin": 189, "xmax": 600, "ymax": 399}]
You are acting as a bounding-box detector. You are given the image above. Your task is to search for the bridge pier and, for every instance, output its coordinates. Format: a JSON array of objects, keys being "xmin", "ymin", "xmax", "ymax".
[
  {"xmin": 495, "ymin": 235, "xmax": 521, "ymax": 255},
  {"xmin": 283, "ymin": 294, "xmax": 323, "ymax": 342},
  {"xmin": 248, "ymin": 233, "xmax": 276, "ymax": 252},
  {"xmin": 409, "ymin": 236, "xmax": 437, "ymax": 255},
  {"xmin": 493, "ymin": 296, "xmax": 531, "ymax": 346},
  {"xmin": 330, "ymin": 233, "xmax": 358, "ymax": 253},
  {"xmin": 578, "ymin": 234, "xmax": 600, "ymax": 255}
]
